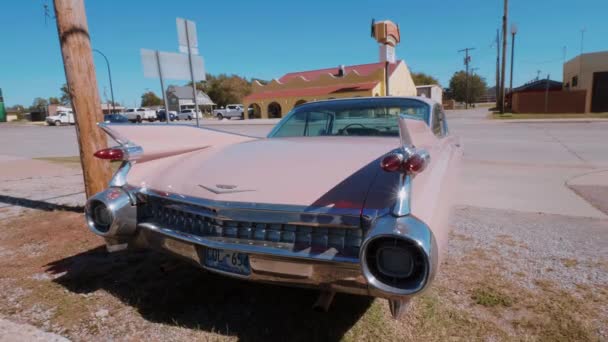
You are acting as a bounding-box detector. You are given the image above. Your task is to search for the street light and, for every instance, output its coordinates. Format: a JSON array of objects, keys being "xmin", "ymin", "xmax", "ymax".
[
  {"xmin": 509, "ymin": 24, "xmax": 518, "ymax": 94},
  {"xmin": 93, "ymin": 49, "xmax": 116, "ymax": 114}
]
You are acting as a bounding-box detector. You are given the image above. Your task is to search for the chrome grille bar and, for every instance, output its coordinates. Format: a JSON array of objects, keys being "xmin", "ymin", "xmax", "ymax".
[{"xmin": 140, "ymin": 196, "xmax": 365, "ymax": 258}]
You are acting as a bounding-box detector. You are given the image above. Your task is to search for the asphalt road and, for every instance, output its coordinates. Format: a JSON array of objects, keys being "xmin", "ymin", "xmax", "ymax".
[{"xmin": 1, "ymin": 109, "xmax": 607, "ymax": 218}]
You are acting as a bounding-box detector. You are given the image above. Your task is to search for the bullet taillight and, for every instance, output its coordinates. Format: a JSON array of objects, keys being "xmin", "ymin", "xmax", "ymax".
[
  {"xmin": 94, "ymin": 147, "xmax": 125, "ymax": 161},
  {"xmin": 380, "ymin": 149, "xmax": 429, "ymax": 175}
]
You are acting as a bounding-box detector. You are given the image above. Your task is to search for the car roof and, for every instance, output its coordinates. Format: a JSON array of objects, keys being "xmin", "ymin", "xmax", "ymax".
[{"xmin": 298, "ymin": 96, "xmax": 439, "ymax": 108}]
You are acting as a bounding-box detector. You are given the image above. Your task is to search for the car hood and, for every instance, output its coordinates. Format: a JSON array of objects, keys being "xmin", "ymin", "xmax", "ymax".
[{"xmin": 128, "ymin": 136, "xmax": 399, "ymax": 210}]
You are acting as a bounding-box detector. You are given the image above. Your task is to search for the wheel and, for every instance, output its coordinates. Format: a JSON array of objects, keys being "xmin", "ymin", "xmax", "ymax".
[
  {"xmin": 188, "ymin": 116, "xmax": 192, "ymax": 120},
  {"xmin": 136, "ymin": 115, "xmax": 142, "ymax": 123},
  {"xmin": 54, "ymin": 120, "xmax": 61, "ymax": 126},
  {"xmin": 240, "ymin": 114, "xmax": 244, "ymax": 120},
  {"xmin": 148, "ymin": 118, "xmax": 156, "ymax": 122},
  {"xmin": 217, "ymin": 114, "xmax": 223, "ymax": 120}
]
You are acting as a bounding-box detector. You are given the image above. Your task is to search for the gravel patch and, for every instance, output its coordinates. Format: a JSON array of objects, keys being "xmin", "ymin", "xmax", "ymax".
[{"xmin": 451, "ymin": 205, "xmax": 608, "ymax": 290}]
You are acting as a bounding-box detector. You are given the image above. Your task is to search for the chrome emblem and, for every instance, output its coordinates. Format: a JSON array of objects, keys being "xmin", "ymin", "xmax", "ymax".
[
  {"xmin": 216, "ymin": 184, "xmax": 237, "ymax": 190},
  {"xmin": 198, "ymin": 184, "xmax": 254, "ymax": 194}
]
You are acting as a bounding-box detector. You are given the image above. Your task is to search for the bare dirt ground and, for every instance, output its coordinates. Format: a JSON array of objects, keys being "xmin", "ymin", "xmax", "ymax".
[{"xmin": 0, "ymin": 207, "xmax": 605, "ymax": 341}]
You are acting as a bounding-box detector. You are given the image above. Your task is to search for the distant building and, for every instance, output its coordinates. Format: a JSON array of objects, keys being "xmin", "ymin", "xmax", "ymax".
[
  {"xmin": 416, "ymin": 85, "xmax": 442, "ymax": 104},
  {"xmin": 243, "ymin": 20, "xmax": 417, "ymax": 119},
  {"xmin": 563, "ymin": 51, "xmax": 608, "ymax": 113},
  {"xmin": 166, "ymin": 85, "xmax": 215, "ymax": 112}
]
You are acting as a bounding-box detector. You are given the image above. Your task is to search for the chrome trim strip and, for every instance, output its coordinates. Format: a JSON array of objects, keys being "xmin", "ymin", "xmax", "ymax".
[
  {"xmin": 392, "ymin": 173, "xmax": 411, "ymax": 216},
  {"xmin": 109, "ymin": 161, "xmax": 131, "ymax": 188},
  {"xmin": 138, "ymin": 222, "xmax": 360, "ymax": 264}
]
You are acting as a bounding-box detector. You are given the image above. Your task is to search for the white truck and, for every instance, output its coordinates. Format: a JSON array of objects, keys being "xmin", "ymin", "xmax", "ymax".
[
  {"xmin": 212, "ymin": 104, "xmax": 244, "ymax": 120},
  {"xmin": 46, "ymin": 112, "xmax": 75, "ymax": 126},
  {"xmin": 124, "ymin": 108, "xmax": 157, "ymax": 123}
]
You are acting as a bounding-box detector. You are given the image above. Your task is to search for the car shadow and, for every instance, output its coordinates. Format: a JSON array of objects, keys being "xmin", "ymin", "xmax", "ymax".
[
  {"xmin": 0, "ymin": 194, "xmax": 84, "ymax": 213},
  {"xmin": 46, "ymin": 247, "xmax": 373, "ymax": 341}
]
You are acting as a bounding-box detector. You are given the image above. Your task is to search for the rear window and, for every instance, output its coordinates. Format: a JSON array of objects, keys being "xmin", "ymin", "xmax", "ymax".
[{"xmin": 270, "ymin": 98, "xmax": 430, "ymax": 138}]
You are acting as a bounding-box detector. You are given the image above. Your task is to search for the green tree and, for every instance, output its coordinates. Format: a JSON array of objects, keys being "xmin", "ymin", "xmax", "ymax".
[
  {"xmin": 448, "ymin": 71, "xmax": 487, "ymax": 103},
  {"xmin": 411, "ymin": 72, "xmax": 439, "ymax": 86},
  {"xmin": 60, "ymin": 84, "xmax": 71, "ymax": 105},
  {"xmin": 192, "ymin": 74, "xmax": 252, "ymax": 107},
  {"xmin": 140, "ymin": 91, "xmax": 162, "ymax": 107},
  {"xmin": 30, "ymin": 97, "xmax": 49, "ymax": 111},
  {"xmin": 49, "ymin": 97, "xmax": 60, "ymax": 105}
]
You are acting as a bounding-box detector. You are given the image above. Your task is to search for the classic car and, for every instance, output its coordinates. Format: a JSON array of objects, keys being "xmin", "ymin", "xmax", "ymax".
[{"xmin": 85, "ymin": 97, "xmax": 462, "ymax": 319}]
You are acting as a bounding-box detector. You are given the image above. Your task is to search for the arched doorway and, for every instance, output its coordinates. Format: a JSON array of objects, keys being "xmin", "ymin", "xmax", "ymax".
[
  {"xmin": 247, "ymin": 103, "xmax": 261, "ymax": 119},
  {"xmin": 268, "ymin": 102, "xmax": 282, "ymax": 118},
  {"xmin": 294, "ymin": 99, "xmax": 307, "ymax": 107}
]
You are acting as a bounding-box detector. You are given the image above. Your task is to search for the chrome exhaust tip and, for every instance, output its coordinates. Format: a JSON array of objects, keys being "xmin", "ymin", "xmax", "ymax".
[
  {"xmin": 360, "ymin": 215, "xmax": 437, "ymax": 297},
  {"xmin": 85, "ymin": 187, "xmax": 137, "ymax": 238}
]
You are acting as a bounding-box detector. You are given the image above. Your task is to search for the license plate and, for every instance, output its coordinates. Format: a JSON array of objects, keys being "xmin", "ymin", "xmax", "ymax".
[{"xmin": 204, "ymin": 248, "xmax": 250, "ymax": 276}]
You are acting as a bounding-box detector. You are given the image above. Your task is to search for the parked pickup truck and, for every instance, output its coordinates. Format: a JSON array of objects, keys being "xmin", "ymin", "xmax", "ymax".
[
  {"xmin": 124, "ymin": 108, "xmax": 157, "ymax": 123},
  {"xmin": 212, "ymin": 104, "xmax": 244, "ymax": 120},
  {"xmin": 46, "ymin": 112, "xmax": 75, "ymax": 126}
]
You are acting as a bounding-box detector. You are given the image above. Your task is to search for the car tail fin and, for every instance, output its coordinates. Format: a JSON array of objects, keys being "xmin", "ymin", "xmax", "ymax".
[{"xmin": 98, "ymin": 123, "xmax": 257, "ymax": 163}]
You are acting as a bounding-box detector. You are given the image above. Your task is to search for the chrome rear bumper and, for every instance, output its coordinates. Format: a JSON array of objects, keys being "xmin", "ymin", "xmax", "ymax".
[{"xmin": 85, "ymin": 187, "xmax": 437, "ymax": 300}]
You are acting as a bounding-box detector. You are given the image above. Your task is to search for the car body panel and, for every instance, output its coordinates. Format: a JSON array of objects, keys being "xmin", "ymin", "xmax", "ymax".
[{"xmin": 87, "ymin": 97, "xmax": 463, "ymax": 309}]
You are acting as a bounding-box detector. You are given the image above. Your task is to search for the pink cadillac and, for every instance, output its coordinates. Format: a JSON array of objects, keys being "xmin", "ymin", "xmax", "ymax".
[{"xmin": 85, "ymin": 97, "xmax": 462, "ymax": 318}]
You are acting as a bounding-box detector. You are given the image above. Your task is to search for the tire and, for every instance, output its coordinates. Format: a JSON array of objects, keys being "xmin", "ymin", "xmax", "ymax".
[
  {"xmin": 188, "ymin": 116, "xmax": 192, "ymax": 120},
  {"xmin": 217, "ymin": 114, "xmax": 223, "ymax": 120},
  {"xmin": 148, "ymin": 118, "xmax": 156, "ymax": 122},
  {"xmin": 54, "ymin": 120, "xmax": 61, "ymax": 126},
  {"xmin": 136, "ymin": 115, "xmax": 142, "ymax": 123}
]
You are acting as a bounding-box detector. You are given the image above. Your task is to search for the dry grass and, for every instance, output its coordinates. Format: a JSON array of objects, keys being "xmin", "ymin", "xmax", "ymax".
[
  {"xmin": 34, "ymin": 156, "xmax": 121, "ymax": 171},
  {"xmin": 0, "ymin": 211, "xmax": 605, "ymax": 341}
]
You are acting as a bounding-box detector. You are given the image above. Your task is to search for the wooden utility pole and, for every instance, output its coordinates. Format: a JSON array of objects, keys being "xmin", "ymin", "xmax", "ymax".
[
  {"xmin": 54, "ymin": 0, "xmax": 112, "ymax": 197},
  {"xmin": 499, "ymin": 0, "xmax": 509, "ymax": 114},
  {"xmin": 458, "ymin": 47, "xmax": 475, "ymax": 109}
]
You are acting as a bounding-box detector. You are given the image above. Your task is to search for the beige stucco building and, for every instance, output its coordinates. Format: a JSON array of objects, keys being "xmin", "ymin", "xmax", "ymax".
[
  {"xmin": 243, "ymin": 61, "xmax": 417, "ymax": 119},
  {"xmin": 243, "ymin": 19, "xmax": 418, "ymax": 119},
  {"xmin": 563, "ymin": 51, "xmax": 608, "ymax": 113}
]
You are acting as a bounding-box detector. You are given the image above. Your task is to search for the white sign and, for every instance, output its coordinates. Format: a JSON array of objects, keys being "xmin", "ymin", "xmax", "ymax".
[
  {"xmin": 141, "ymin": 49, "xmax": 206, "ymax": 81},
  {"xmin": 177, "ymin": 18, "xmax": 199, "ymax": 55}
]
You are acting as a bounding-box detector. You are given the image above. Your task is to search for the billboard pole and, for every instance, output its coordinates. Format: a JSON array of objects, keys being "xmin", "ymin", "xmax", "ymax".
[
  {"xmin": 155, "ymin": 50, "xmax": 169, "ymax": 124},
  {"xmin": 184, "ymin": 20, "xmax": 200, "ymax": 127}
]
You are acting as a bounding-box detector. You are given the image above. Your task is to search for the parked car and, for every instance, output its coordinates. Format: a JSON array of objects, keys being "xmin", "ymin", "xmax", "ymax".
[
  {"xmin": 46, "ymin": 112, "xmax": 74, "ymax": 126},
  {"xmin": 213, "ymin": 104, "xmax": 244, "ymax": 120},
  {"xmin": 156, "ymin": 109, "xmax": 177, "ymax": 122},
  {"xmin": 84, "ymin": 97, "xmax": 462, "ymax": 319},
  {"xmin": 176, "ymin": 109, "xmax": 196, "ymax": 120},
  {"xmin": 124, "ymin": 108, "xmax": 156, "ymax": 123},
  {"xmin": 103, "ymin": 113, "xmax": 129, "ymax": 123}
]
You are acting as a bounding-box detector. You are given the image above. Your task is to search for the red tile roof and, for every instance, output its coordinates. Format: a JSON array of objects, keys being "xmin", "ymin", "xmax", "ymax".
[
  {"xmin": 244, "ymin": 82, "xmax": 379, "ymax": 101},
  {"xmin": 278, "ymin": 61, "xmax": 399, "ymax": 83}
]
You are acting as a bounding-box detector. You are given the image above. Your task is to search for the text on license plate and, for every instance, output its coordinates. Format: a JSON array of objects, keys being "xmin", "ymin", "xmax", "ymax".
[{"xmin": 204, "ymin": 248, "xmax": 250, "ymax": 275}]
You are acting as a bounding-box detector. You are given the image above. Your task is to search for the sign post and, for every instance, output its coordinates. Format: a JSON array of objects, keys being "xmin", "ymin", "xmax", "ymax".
[{"xmin": 141, "ymin": 18, "xmax": 205, "ymax": 126}]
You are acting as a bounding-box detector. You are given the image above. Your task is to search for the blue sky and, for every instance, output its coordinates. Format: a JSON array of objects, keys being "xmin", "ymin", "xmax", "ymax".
[{"xmin": 1, "ymin": 0, "xmax": 606, "ymax": 107}]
